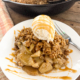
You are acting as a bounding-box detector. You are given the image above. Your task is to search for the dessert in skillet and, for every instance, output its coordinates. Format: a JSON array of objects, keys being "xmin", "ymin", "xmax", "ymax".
[
  {"xmin": 13, "ymin": 15, "xmax": 70, "ymax": 75},
  {"xmin": 11, "ymin": 0, "xmax": 66, "ymax": 5}
]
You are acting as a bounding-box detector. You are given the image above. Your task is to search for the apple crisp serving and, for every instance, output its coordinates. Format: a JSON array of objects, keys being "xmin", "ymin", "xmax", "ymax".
[{"xmin": 13, "ymin": 27, "xmax": 70, "ymax": 75}]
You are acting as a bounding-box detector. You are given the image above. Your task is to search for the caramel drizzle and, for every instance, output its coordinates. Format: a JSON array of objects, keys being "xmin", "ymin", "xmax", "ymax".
[
  {"xmin": 34, "ymin": 25, "xmax": 54, "ymax": 38},
  {"xmin": 60, "ymin": 67, "xmax": 77, "ymax": 73},
  {"xmin": 5, "ymin": 68, "xmax": 37, "ymax": 80},
  {"xmin": 14, "ymin": 30, "xmax": 16, "ymax": 35},
  {"xmin": 7, "ymin": 65, "xmax": 21, "ymax": 69},
  {"xmin": 5, "ymin": 57, "xmax": 16, "ymax": 64},
  {"xmin": 23, "ymin": 26, "xmax": 25, "ymax": 29},
  {"xmin": 69, "ymin": 49, "xmax": 73, "ymax": 53},
  {"xmin": 17, "ymin": 30, "xmax": 21, "ymax": 32},
  {"xmin": 5, "ymin": 68, "xmax": 18, "ymax": 73},
  {"xmin": 32, "ymin": 15, "xmax": 55, "ymax": 39},
  {"xmin": 41, "ymin": 75, "xmax": 72, "ymax": 80},
  {"xmin": 9, "ymin": 53, "xmax": 16, "ymax": 57},
  {"xmin": 12, "ymin": 48, "xmax": 15, "ymax": 50}
]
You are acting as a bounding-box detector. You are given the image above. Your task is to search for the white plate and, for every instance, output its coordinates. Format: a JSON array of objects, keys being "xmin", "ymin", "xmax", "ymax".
[{"xmin": 0, "ymin": 19, "xmax": 80, "ymax": 80}]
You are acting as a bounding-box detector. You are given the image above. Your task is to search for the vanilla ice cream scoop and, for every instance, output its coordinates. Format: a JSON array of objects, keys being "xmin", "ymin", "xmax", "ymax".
[{"xmin": 32, "ymin": 15, "xmax": 55, "ymax": 42}]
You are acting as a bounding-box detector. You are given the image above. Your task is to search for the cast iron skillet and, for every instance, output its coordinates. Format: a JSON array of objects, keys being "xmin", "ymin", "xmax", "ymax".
[{"xmin": 2, "ymin": 0, "xmax": 80, "ymax": 15}]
